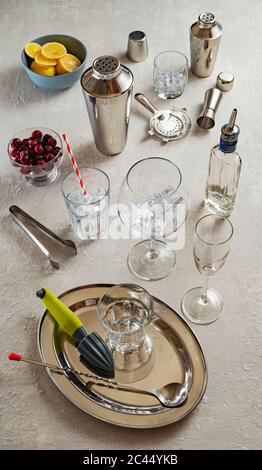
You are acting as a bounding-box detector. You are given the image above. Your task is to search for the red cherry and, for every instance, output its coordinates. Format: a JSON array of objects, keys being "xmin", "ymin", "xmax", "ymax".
[
  {"xmin": 52, "ymin": 146, "xmax": 61, "ymax": 156},
  {"xmin": 43, "ymin": 134, "xmax": 52, "ymax": 143},
  {"xmin": 21, "ymin": 138, "xmax": 30, "ymax": 147},
  {"xmin": 29, "ymin": 139, "xmax": 38, "ymax": 149},
  {"xmin": 46, "ymin": 153, "xmax": 54, "ymax": 161},
  {"xmin": 11, "ymin": 138, "xmax": 21, "ymax": 149},
  {"xmin": 37, "ymin": 159, "xmax": 45, "ymax": 165},
  {"xmin": 47, "ymin": 137, "xmax": 57, "ymax": 147},
  {"xmin": 10, "ymin": 149, "xmax": 18, "ymax": 158},
  {"xmin": 31, "ymin": 130, "xmax": 42, "ymax": 139},
  {"xmin": 34, "ymin": 144, "xmax": 44, "ymax": 155},
  {"xmin": 19, "ymin": 150, "xmax": 29, "ymax": 159},
  {"xmin": 44, "ymin": 145, "xmax": 53, "ymax": 153},
  {"xmin": 21, "ymin": 157, "xmax": 29, "ymax": 165}
]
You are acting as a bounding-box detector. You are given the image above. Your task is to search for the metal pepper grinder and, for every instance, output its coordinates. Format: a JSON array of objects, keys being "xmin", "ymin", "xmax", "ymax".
[
  {"xmin": 190, "ymin": 12, "xmax": 223, "ymax": 77},
  {"xmin": 81, "ymin": 56, "xmax": 134, "ymax": 156}
]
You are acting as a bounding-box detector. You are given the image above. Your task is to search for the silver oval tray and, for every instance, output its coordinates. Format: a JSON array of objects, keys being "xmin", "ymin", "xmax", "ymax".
[{"xmin": 38, "ymin": 284, "xmax": 207, "ymax": 428}]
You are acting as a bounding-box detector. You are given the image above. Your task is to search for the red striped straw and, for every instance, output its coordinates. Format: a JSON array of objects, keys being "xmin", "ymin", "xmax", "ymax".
[{"xmin": 62, "ymin": 132, "xmax": 88, "ymax": 198}]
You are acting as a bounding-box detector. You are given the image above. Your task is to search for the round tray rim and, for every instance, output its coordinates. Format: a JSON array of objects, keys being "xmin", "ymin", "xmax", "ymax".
[{"xmin": 37, "ymin": 283, "xmax": 208, "ymax": 428}]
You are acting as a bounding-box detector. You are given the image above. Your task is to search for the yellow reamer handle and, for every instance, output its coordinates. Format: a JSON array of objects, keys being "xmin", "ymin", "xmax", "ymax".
[{"xmin": 41, "ymin": 287, "xmax": 83, "ymax": 337}]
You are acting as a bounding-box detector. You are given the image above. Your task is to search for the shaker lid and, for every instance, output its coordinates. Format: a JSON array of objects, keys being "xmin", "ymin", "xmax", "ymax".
[
  {"xmin": 216, "ymin": 72, "xmax": 234, "ymax": 92},
  {"xmin": 198, "ymin": 12, "xmax": 216, "ymax": 28},
  {"xmin": 81, "ymin": 55, "xmax": 133, "ymax": 98},
  {"xmin": 127, "ymin": 31, "xmax": 148, "ymax": 62},
  {"xmin": 191, "ymin": 12, "xmax": 222, "ymax": 38},
  {"xmin": 93, "ymin": 56, "xmax": 121, "ymax": 79}
]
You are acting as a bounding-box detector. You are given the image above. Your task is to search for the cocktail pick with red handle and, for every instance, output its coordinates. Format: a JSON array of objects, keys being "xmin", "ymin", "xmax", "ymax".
[
  {"xmin": 8, "ymin": 352, "xmax": 22, "ymax": 361},
  {"xmin": 8, "ymin": 352, "xmax": 116, "ymax": 383}
]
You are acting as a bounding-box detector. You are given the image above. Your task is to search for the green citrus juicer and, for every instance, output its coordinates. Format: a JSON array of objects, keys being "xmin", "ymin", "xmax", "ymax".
[{"xmin": 36, "ymin": 287, "xmax": 115, "ymax": 378}]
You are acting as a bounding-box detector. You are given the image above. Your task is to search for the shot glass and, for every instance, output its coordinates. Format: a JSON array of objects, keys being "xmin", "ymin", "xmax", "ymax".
[
  {"xmin": 153, "ymin": 50, "xmax": 188, "ymax": 99},
  {"xmin": 97, "ymin": 283, "xmax": 153, "ymax": 354},
  {"xmin": 61, "ymin": 167, "xmax": 110, "ymax": 240}
]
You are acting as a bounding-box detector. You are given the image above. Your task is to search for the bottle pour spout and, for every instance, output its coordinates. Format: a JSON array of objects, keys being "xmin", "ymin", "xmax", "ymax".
[
  {"xmin": 227, "ymin": 108, "xmax": 237, "ymax": 132},
  {"xmin": 220, "ymin": 109, "xmax": 240, "ymax": 153}
]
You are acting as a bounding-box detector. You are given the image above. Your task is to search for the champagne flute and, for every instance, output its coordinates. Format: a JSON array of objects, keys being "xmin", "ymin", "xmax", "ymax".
[{"xmin": 181, "ymin": 214, "xmax": 233, "ymax": 324}]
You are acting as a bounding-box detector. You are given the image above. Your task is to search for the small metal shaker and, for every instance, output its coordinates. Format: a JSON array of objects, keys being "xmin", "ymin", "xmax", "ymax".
[
  {"xmin": 81, "ymin": 56, "xmax": 133, "ymax": 156},
  {"xmin": 190, "ymin": 12, "xmax": 223, "ymax": 77},
  {"xmin": 127, "ymin": 31, "xmax": 148, "ymax": 62}
]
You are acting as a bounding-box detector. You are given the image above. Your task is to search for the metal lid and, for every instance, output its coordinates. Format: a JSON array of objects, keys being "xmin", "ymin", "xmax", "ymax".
[
  {"xmin": 127, "ymin": 30, "xmax": 148, "ymax": 62},
  {"xmin": 198, "ymin": 12, "xmax": 216, "ymax": 28},
  {"xmin": 216, "ymin": 71, "xmax": 234, "ymax": 92},
  {"xmin": 81, "ymin": 55, "xmax": 133, "ymax": 98},
  {"xmin": 191, "ymin": 12, "xmax": 222, "ymax": 39},
  {"xmin": 93, "ymin": 55, "xmax": 120, "ymax": 79}
]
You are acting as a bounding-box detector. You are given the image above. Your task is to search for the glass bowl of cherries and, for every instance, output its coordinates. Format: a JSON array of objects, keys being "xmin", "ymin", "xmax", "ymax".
[{"xmin": 8, "ymin": 127, "xmax": 63, "ymax": 186}]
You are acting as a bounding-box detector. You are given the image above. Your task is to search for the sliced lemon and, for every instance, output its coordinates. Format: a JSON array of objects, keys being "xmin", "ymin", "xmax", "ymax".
[
  {"xmin": 35, "ymin": 54, "xmax": 57, "ymax": 67},
  {"xmin": 30, "ymin": 60, "xmax": 56, "ymax": 76},
  {"xmin": 25, "ymin": 42, "xmax": 42, "ymax": 59},
  {"xmin": 41, "ymin": 42, "xmax": 67, "ymax": 60},
  {"xmin": 56, "ymin": 53, "xmax": 81, "ymax": 74}
]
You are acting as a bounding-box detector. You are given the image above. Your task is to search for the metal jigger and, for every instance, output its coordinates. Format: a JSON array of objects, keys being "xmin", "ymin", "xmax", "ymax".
[
  {"xmin": 127, "ymin": 31, "xmax": 148, "ymax": 62},
  {"xmin": 197, "ymin": 88, "xmax": 223, "ymax": 129}
]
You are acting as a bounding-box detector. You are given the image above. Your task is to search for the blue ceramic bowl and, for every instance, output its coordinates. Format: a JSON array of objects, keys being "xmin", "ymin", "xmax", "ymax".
[{"xmin": 21, "ymin": 34, "xmax": 87, "ymax": 90}]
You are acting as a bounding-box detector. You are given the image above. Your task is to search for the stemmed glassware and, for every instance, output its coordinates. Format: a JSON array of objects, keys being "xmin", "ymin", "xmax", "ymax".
[
  {"xmin": 118, "ymin": 157, "xmax": 189, "ymax": 280},
  {"xmin": 181, "ymin": 214, "xmax": 233, "ymax": 324}
]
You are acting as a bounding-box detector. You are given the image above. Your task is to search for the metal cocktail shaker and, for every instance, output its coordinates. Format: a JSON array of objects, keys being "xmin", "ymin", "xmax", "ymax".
[
  {"xmin": 81, "ymin": 56, "xmax": 133, "ymax": 156},
  {"xmin": 190, "ymin": 12, "xmax": 223, "ymax": 77}
]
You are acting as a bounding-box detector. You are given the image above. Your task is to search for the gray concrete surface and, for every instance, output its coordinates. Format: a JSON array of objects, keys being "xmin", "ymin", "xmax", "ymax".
[{"xmin": 0, "ymin": 0, "xmax": 261, "ymax": 450}]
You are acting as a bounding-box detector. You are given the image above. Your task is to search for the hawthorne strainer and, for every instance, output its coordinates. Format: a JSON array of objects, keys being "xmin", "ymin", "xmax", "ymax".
[{"xmin": 135, "ymin": 93, "xmax": 191, "ymax": 143}]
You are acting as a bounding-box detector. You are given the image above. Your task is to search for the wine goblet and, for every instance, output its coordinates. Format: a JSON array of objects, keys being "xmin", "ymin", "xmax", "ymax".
[{"xmin": 118, "ymin": 157, "xmax": 189, "ymax": 280}]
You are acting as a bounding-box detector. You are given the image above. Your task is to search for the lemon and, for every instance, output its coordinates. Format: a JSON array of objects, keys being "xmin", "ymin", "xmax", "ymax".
[
  {"xmin": 41, "ymin": 42, "xmax": 67, "ymax": 60},
  {"xmin": 25, "ymin": 42, "xmax": 41, "ymax": 59},
  {"xmin": 35, "ymin": 54, "xmax": 57, "ymax": 67},
  {"xmin": 56, "ymin": 53, "xmax": 81, "ymax": 74},
  {"xmin": 30, "ymin": 60, "xmax": 56, "ymax": 76}
]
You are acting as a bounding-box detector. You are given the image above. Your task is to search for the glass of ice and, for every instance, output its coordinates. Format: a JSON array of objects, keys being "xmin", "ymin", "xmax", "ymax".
[
  {"xmin": 61, "ymin": 167, "xmax": 110, "ymax": 240},
  {"xmin": 154, "ymin": 51, "xmax": 188, "ymax": 100}
]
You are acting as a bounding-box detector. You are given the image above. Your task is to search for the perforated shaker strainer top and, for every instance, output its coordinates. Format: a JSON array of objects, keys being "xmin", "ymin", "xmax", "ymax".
[
  {"xmin": 93, "ymin": 56, "xmax": 120, "ymax": 78},
  {"xmin": 198, "ymin": 12, "xmax": 216, "ymax": 27}
]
